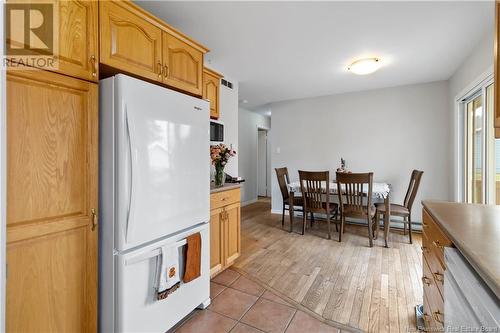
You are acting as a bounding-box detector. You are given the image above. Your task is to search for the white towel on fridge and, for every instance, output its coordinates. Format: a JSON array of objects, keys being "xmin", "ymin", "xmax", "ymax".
[{"xmin": 156, "ymin": 244, "xmax": 180, "ymax": 300}]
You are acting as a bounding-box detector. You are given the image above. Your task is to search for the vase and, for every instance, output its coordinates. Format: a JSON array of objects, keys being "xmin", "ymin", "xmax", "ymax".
[{"xmin": 214, "ymin": 165, "xmax": 225, "ymax": 187}]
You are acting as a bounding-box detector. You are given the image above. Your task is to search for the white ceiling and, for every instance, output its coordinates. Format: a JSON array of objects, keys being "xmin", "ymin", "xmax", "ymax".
[{"xmin": 136, "ymin": 1, "xmax": 494, "ymax": 110}]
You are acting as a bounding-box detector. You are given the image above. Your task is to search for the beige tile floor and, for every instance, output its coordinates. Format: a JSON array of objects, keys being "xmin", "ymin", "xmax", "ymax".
[{"xmin": 171, "ymin": 269, "xmax": 344, "ymax": 333}]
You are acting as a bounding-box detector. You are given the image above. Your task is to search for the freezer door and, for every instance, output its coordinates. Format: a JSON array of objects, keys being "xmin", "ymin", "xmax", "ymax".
[
  {"xmin": 115, "ymin": 224, "xmax": 210, "ymax": 333},
  {"xmin": 114, "ymin": 75, "xmax": 210, "ymax": 251}
]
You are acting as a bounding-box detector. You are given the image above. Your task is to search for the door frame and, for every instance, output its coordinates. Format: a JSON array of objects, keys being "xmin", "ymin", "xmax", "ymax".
[
  {"xmin": 256, "ymin": 126, "xmax": 270, "ymax": 197},
  {"xmin": 457, "ymin": 72, "xmax": 494, "ymax": 203},
  {"xmin": 1, "ymin": 1, "xmax": 6, "ymax": 330}
]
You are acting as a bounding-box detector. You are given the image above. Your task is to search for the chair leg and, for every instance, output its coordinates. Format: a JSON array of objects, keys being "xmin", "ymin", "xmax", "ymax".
[
  {"xmin": 367, "ymin": 216, "xmax": 374, "ymax": 248},
  {"xmin": 335, "ymin": 211, "xmax": 339, "ymax": 232},
  {"xmin": 373, "ymin": 211, "xmax": 379, "ymax": 240},
  {"xmin": 327, "ymin": 212, "xmax": 331, "ymax": 240},
  {"xmin": 310, "ymin": 212, "xmax": 314, "ymax": 227},
  {"xmin": 302, "ymin": 210, "xmax": 307, "ymax": 235},
  {"xmin": 282, "ymin": 204, "xmax": 285, "ymax": 228},
  {"xmin": 339, "ymin": 215, "xmax": 344, "ymax": 242},
  {"xmin": 408, "ymin": 214, "xmax": 413, "ymax": 244},
  {"xmin": 403, "ymin": 217, "xmax": 406, "ymax": 235}
]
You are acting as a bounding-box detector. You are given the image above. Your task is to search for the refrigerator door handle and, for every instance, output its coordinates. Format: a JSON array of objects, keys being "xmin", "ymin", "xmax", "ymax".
[
  {"xmin": 125, "ymin": 239, "xmax": 187, "ymax": 266},
  {"xmin": 125, "ymin": 105, "xmax": 135, "ymax": 242}
]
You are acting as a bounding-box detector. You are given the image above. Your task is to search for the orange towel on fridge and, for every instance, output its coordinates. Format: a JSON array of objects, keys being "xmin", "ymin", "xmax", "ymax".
[{"xmin": 183, "ymin": 232, "xmax": 201, "ymax": 283}]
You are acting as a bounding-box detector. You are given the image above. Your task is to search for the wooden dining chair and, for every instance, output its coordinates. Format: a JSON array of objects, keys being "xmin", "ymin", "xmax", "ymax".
[
  {"xmin": 298, "ymin": 170, "xmax": 339, "ymax": 239},
  {"xmin": 275, "ymin": 167, "xmax": 305, "ymax": 231},
  {"xmin": 336, "ymin": 172, "xmax": 376, "ymax": 247},
  {"xmin": 375, "ymin": 170, "xmax": 423, "ymax": 244}
]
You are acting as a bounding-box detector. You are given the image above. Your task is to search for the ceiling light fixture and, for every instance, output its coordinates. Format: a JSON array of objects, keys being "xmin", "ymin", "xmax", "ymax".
[{"xmin": 348, "ymin": 57, "xmax": 382, "ymax": 75}]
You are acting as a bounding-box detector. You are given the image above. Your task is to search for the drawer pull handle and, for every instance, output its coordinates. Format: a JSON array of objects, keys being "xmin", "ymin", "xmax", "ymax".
[
  {"xmin": 433, "ymin": 311, "xmax": 444, "ymax": 324},
  {"xmin": 432, "ymin": 240, "xmax": 444, "ymax": 249},
  {"xmin": 90, "ymin": 55, "xmax": 97, "ymax": 77},
  {"xmin": 421, "ymin": 276, "xmax": 431, "ymax": 286},
  {"xmin": 422, "ymin": 222, "xmax": 429, "ymax": 227},
  {"xmin": 157, "ymin": 62, "xmax": 163, "ymax": 78},
  {"xmin": 433, "ymin": 272, "xmax": 444, "ymax": 283}
]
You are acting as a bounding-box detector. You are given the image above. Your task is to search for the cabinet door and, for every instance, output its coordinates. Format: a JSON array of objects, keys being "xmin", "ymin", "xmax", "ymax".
[
  {"xmin": 163, "ymin": 32, "xmax": 203, "ymax": 96},
  {"xmin": 100, "ymin": 1, "xmax": 162, "ymax": 82},
  {"xmin": 210, "ymin": 208, "xmax": 224, "ymax": 277},
  {"xmin": 57, "ymin": 0, "xmax": 98, "ymax": 81},
  {"xmin": 203, "ymin": 69, "xmax": 221, "ymax": 119},
  {"xmin": 495, "ymin": 1, "xmax": 500, "ymax": 138},
  {"xmin": 6, "ymin": 69, "xmax": 98, "ymax": 333},
  {"xmin": 224, "ymin": 203, "xmax": 241, "ymax": 266}
]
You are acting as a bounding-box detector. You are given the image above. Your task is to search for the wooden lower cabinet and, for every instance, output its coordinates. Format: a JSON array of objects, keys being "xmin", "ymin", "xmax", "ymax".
[
  {"xmin": 6, "ymin": 69, "xmax": 98, "ymax": 332},
  {"xmin": 210, "ymin": 188, "xmax": 241, "ymax": 277},
  {"xmin": 422, "ymin": 209, "xmax": 451, "ymax": 331}
]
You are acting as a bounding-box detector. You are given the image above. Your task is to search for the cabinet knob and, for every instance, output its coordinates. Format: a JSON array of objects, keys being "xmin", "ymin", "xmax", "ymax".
[
  {"xmin": 164, "ymin": 65, "xmax": 169, "ymax": 78},
  {"xmin": 432, "ymin": 240, "xmax": 444, "ymax": 249},
  {"xmin": 433, "ymin": 311, "xmax": 444, "ymax": 324},
  {"xmin": 433, "ymin": 272, "xmax": 444, "ymax": 283},
  {"xmin": 91, "ymin": 208, "xmax": 98, "ymax": 231},
  {"xmin": 421, "ymin": 276, "xmax": 431, "ymax": 286},
  {"xmin": 90, "ymin": 55, "xmax": 97, "ymax": 77},
  {"xmin": 157, "ymin": 62, "xmax": 163, "ymax": 78}
]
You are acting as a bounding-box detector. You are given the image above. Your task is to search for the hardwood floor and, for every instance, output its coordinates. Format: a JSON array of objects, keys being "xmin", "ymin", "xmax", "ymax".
[{"xmin": 234, "ymin": 199, "xmax": 423, "ymax": 333}]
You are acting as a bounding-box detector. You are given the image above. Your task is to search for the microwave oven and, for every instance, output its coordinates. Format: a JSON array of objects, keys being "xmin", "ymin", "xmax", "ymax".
[{"xmin": 210, "ymin": 120, "xmax": 224, "ymax": 144}]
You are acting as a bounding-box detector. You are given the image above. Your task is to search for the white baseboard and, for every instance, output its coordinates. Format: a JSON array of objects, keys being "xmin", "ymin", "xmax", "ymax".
[{"xmin": 241, "ymin": 198, "xmax": 258, "ymax": 207}]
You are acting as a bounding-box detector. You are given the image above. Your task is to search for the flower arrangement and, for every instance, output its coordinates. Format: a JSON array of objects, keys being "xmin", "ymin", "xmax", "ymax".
[{"xmin": 210, "ymin": 144, "xmax": 236, "ymax": 187}]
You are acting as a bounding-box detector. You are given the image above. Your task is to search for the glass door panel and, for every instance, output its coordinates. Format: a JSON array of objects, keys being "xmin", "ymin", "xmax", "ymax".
[{"xmin": 466, "ymin": 94, "xmax": 484, "ymax": 203}]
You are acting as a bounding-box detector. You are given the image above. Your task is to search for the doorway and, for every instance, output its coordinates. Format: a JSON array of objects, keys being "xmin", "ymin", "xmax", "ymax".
[{"xmin": 257, "ymin": 129, "xmax": 269, "ymax": 197}]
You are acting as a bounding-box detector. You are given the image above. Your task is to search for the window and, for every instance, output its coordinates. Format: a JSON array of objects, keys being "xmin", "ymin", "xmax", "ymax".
[{"xmin": 463, "ymin": 81, "xmax": 497, "ymax": 204}]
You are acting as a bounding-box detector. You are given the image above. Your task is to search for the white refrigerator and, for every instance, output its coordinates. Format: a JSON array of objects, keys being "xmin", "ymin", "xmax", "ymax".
[{"xmin": 99, "ymin": 74, "xmax": 210, "ymax": 332}]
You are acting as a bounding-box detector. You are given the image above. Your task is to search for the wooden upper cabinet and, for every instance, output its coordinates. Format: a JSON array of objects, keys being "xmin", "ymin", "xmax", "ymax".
[
  {"xmin": 163, "ymin": 32, "xmax": 204, "ymax": 96},
  {"xmin": 6, "ymin": 69, "xmax": 98, "ymax": 332},
  {"xmin": 100, "ymin": 1, "xmax": 162, "ymax": 82},
  {"xmin": 203, "ymin": 67, "xmax": 223, "ymax": 119},
  {"xmin": 57, "ymin": 0, "xmax": 99, "ymax": 81},
  {"xmin": 495, "ymin": 1, "xmax": 500, "ymax": 138}
]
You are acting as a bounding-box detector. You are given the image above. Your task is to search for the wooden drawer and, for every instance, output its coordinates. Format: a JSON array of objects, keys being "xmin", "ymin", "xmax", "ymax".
[
  {"xmin": 210, "ymin": 188, "xmax": 240, "ymax": 210},
  {"xmin": 423, "ymin": 209, "xmax": 452, "ymax": 265},
  {"xmin": 422, "ymin": 233, "xmax": 445, "ymax": 296},
  {"xmin": 423, "ymin": 255, "xmax": 444, "ymax": 330}
]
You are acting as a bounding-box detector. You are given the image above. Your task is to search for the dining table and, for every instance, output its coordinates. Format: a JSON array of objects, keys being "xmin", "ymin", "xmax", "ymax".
[{"xmin": 287, "ymin": 180, "xmax": 392, "ymax": 247}]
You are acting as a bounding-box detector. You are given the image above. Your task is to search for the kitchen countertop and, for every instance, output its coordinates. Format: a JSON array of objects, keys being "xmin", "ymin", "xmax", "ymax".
[
  {"xmin": 422, "ymin": 200, "xmax": 500, "ymax": 299},
  {"xmin": 210, "ymin": 183, "xmax": 241, "ymax": 194}
]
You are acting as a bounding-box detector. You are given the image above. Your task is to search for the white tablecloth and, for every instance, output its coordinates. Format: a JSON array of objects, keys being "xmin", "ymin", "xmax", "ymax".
[{"xmin": 287, "ymin": 181, "xmax": 390, "ymax": 199}]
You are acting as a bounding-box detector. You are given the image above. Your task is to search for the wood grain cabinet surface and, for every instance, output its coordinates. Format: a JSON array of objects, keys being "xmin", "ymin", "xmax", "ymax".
[
  {"xmin": 163, "ymin": 32, "xmax": 204, "ymax": 96},
  {"xmin": 203, "ymin": 67, "xmax": 223, "ymax": 119},
  {"xmin": 210, "ymin": 188, "xmax": 241, "ymax": 277},
  {"xmin": 495, "ymin": 1, "xmax": 500, "ymax": 138},
  {"xmin": 6, "ymin": 69, "xmax": 98, "ymax": 332},
  {"xmin": 100, "ymin": 0, "xmax": 163, "ymax": 82},
  {"xmin": 421, "ymin": 209, "xmax": 450, "ymax": 331},
  {"xmin": 99, "ymin": 0, "xmax": 208, "ymax": 96}
]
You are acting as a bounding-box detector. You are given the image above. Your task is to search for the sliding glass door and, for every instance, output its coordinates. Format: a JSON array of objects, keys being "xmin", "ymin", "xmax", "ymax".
[{"xmin": 463, "ymin": 81, "xmax": 497, "ymax": 204}]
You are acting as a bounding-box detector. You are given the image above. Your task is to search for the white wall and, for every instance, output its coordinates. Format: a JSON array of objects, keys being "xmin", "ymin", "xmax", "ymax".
[
  {"xmin": 238, "ymin": 108, "xmax": 271, "ymax": 204},
  {"xmin": 448, "ymin": 30, "xmax": 494, "ymax": 201},
  {"xmin": 218, "ymin": 75, "xmax": 239, "ymax": 176},
  {"xmin": 270, "ymin": 81, "xmax": 451, "ymax": 222}
]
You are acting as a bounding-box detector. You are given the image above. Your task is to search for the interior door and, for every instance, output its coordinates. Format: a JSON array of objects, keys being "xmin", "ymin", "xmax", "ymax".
[
  {"xmin": 163, "ymin": 32, "xmax": 203, "ymax": 96},
  {"xmin": 115, "ymin": 75, "xmax": 209, "ymax": 251},
  {"xmin": 100, "ymin": 1, "xmax": 162, "ymax": 82},
  {"xmin": 6, "ymin": 69, "xmax": 98, "ymax": 332}
]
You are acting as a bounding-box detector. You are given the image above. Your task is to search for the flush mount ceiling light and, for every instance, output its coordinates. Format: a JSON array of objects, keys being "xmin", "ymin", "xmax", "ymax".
[{"xmin": 348, "ymin": 58, "xmax": 382, "ymax": 75}]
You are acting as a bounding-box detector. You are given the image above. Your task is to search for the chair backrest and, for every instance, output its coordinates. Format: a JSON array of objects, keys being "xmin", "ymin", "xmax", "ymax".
[
  {"xmin": 298, "ymin": 170, "xmax": 330, "ymax": 212},
  {"xmin": 275, "ymin": 167, "xmax": 290, "ymax": 201},
  {"xmin": 336, "ymin": 172, "xmax": 373, "ymax": 214},
  {"xmin": 403, "ymin": 170, "xmax": 424, "ymax": 210}
]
